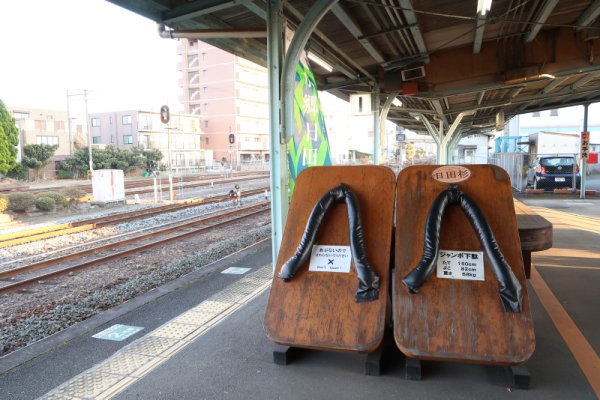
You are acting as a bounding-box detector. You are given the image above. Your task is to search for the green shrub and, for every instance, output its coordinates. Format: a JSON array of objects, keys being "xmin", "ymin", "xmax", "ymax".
[
  {"xmin": 7, "ymin": 192, "xmax": 36, "ymax": 211},
  {"xmin": 57, "ymin": 169, "xmax": 74, "ymax": 179},
  {"xmin": 36, "ymin": 191, "xmax": 67, "ymax": 208},
  {"xmin": 59, "ymin": 188, "xmax": 87, "ymax": 200},
  {"xmin": 6, "ymin": 164, "xmax": 28, "ymax": 181},
  {"xmin": 35, "ymin": 196, "xmax": 56, "ymax": 212},
  {"xmin": 0, "ymin": 194, "xmax": 8, "ymax": 213}
]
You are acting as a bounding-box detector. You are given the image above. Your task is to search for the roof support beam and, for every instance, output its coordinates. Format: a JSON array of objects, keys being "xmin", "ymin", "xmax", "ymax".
[
  {"xmin": 285, "ymin": 3, "xmax": 373, "ymax": 80},
  {"xmin": 555, "ymin": 72, "xmax": 600, "ymax": 95},
  {"xmin": 244, "ymin": 1, "xmax": 267, "ymax": 20},
  {"xmin": 541, "ymin": 76, "xmax": 570, "ymax": 94},
  {"xmin": 431, "ymin": 99, "xmax": 449, "ymax": 129},
  {"xmin": 575, "ymin": 0, "xmax": 600, "ymax": 31},
  {"xmin": 508, "ymin": 86, "xmax": 525, "ymax": 99},
  {"xmin": 456, "ymin": 83, "xmax": 600, "ymax": 115},
  {"xmin": 398, "ymin": 0, "xmax": 430, "ymax": 62},
  {"xmin": 331, "ymin": 4, "xmax": 386, "ymax": 64},
  {"xmin": 158, "ymin": 25, "xmax": 266, "ymax": 39},
  {"xmin": 477, "ymin": 90, "xmax": 486, "ymax": 105},
  {"xmin": 359, "ymin": 23, "xmax": 416, "ymax": 41},
  {"xmin": 473, "ymin": 15, "xmax": 487, "ymax": 54},
  {"xmin": 321, "ymin": 78, "xmax": 370, "ymax": 91},
  {"xmin": 524, "ymin": 0, "xmax": 559, "ymax": 43},
  {"xmin": 107, "ymin": 0, "xmax": 166, "ymax": 21},
  {"xmin": 163, "ymin": 0, "xmax": 252, "ymax": 24},
  {"xmin": 410, "ymin": 110, "xmax": 474, "ymax": 164},
  {"xmin": 415, "ymin": 64, "xmax": 600, "ymax": 100},
  {"xmin": 561, "ymin": 92, "xmax": 589, "ymax": 104},
  {"xmin": 306, "ymin": 41, "xmax": 358, "ymax": 79}
]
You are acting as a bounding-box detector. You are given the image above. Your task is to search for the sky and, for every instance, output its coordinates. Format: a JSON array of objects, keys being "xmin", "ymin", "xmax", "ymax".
[{"xmin": 0, "ymin": 0, "xmax": 180, "ymax": 117}]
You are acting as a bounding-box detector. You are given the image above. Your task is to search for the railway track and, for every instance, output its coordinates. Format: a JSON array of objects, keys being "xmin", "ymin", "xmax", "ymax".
[
  {"xmin": 0, "ymin": 187, "xmax": 270, "ymax": 248},
  {"xmin": 0, "ymin": 171, "xmax": 269, "ymax": 195},
  {"xmin": 0, "ymin": 202, "xmax": 270, "ymax": 295}
]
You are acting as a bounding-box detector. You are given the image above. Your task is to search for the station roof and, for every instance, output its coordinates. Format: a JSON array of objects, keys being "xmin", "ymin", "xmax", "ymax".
[{"xmin": 108, "ymin": 0, "xmax": 600, "ymax": 136}]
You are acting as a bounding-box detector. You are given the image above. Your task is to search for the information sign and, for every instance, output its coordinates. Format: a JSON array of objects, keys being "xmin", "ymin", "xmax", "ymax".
[
  {"xmin": 309, "ymin": 245, "xmax": 352, "ymax": 273},
  {"xmin": 581, "ymin": 131, "xmax": 590, "ymax": 159},
  {"xmin": 436, "ymin": 250, "xmax": 484, "ymax": 281}
]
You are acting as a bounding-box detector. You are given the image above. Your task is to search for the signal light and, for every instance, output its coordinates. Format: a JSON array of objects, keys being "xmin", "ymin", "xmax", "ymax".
[{"xmin": 160, "ymin": 105, "xmax": 170, "ymax": 124}]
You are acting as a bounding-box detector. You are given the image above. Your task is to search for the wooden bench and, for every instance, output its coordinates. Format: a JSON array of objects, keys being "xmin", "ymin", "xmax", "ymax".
[{"xmin": 514, "ymin": 199, "xmax": 553, "ymax": 279}]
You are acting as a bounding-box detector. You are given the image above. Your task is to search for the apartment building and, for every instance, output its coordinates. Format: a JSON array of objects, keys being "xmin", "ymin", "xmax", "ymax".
[
  {"xmin": 9, "ymin": 106, "xmax": 86, "ymax": 162},
  {"xmin": 88, "ymin": 110, "xmax": 209, "ymax": 169},
  {"xmin": 178, "ymin": 40, "xmax": 269, "ymax": 166}
]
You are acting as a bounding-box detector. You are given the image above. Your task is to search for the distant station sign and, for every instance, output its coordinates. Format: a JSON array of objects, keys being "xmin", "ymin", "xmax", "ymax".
[{"xmin": 581, "ymin": 131, "xmax": 590, "ymax": 159}]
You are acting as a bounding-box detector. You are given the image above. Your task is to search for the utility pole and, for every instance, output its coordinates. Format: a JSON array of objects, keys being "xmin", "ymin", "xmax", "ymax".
[
  {"xmin": 66, "ymin": 89, "xmax": 93, "ymax": 174},
  {"xmin": 66, "ymin": 91, "xmax": 73, "ymax": 156},
  {"xmin": 84, "ymin": 89, "xmax": 92, "ymax": 173}
]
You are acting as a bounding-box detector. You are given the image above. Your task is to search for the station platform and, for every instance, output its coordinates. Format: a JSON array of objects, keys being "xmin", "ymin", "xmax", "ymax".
[{"xmin": 0, "ymin": 197, "xmax": 598, "ymax": 400}]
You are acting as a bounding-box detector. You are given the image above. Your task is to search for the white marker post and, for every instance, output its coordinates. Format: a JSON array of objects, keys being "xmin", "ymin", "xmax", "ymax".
[
  {"xmin": 153, "ymin": 178, "xmax": 158, "ymax": 204},
  {"xmin": 169, "ymin": 174, "xmax": 174, "ymax": 201}
]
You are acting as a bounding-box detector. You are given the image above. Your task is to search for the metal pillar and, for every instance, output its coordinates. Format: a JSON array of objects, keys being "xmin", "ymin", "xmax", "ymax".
[
  {"xmin": 439, "ymin": 112, "xmax": 473, "ymax": 164},
  {"xmin": 373, "ymin": 83, "xmax": 380, "ymax": 164},
  {"xmin": 580, "ymin": 104, "xmax": 589, "ymax": 199},
  {"xmin": 411, "ymin": 111, "xmax": 473, "ymax": 164},
  {"xmin": 267, "ymin": 0, "xmax": 287, "ymax": 264},
  {"xmin": 274, "ymin": 0, "xmax": 337, "ymax": 261},
  {"xmin": 447, "ymin": 129, "xmax": 465, "ymax": 164},
  {"xmin": 380, "ymin": 92, "xmax": 399, "ymax": 164}
]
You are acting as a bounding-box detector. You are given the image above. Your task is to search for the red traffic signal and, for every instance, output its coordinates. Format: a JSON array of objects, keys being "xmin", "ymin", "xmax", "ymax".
[{"xmin": 160, "ymin": 105, "xmax": 170, "ymax": 124}]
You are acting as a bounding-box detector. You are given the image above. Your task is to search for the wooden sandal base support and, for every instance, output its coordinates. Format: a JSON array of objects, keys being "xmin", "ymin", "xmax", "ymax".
[
  {"xmin": 394, "ymin": 165, "xmax": 535, "ymax": 365},
  {"xmin": 264, "ymin": 166, "xmax": 396, "ymax": 352}
]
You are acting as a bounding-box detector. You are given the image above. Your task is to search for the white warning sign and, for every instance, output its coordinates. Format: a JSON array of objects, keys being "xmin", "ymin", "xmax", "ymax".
[
  {"xmin": 309, "ymin": 245, "xmax": 352, "ymax": 273},
  {"xmin": 436, "ymin": 250, "xmax": 485, "ymax": 281}
]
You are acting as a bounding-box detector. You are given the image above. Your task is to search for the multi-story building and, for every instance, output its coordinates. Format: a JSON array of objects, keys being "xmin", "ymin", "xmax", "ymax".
[
  {"xmin": 178, "ymin": 41, "xmax": 269, "ymax": 167},
  {"xmin": 88, "ymin": 110, "xmax": 209, "ymax": 170},
  {"xmin": 8, "ymin": 106, "xmax": 86, "ymax": 166}
]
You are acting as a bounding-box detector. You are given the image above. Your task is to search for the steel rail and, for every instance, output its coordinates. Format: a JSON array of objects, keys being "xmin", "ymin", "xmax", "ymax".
[
  {"xmin": 0, "ymin": 187, "xmax": 269, "ymax": 247},
  {"xmin": 0, "ymin": 203, "xmax": 270, "ymax": 294},
  {"xmin": 0, "ymin": 171, "xmax": 269, "ymax": 194}
]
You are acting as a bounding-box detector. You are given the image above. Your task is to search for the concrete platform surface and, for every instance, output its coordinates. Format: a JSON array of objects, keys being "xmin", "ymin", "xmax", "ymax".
[{"xmin": 0, "ymin": 197, "xmax": 598, "ymax": 400}]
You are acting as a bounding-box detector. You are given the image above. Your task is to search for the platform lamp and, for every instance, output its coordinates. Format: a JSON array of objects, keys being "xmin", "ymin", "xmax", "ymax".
[{"xmin": 477, "ymin": 0, "xmax": 493, "ymax": 15}]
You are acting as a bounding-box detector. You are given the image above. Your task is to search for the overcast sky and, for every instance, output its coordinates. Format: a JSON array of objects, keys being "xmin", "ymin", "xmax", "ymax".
[{"xmin": 0, "ymin": 0, "xmax": 180, "ymax": 117}]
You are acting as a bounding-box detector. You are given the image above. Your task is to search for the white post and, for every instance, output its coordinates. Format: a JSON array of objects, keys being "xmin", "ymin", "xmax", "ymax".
[
  {"xmin": 153, "ymin": 178, "xmax": 158, "ymax": 203},
  {"xmin": 169, "ymin": 174, "xmax": 174, "ymax": 201}
]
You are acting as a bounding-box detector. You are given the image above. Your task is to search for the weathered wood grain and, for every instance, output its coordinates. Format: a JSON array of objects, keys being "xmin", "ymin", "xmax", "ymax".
[
  {"xmin": 394, "ymin": 165, "xmax": 535, "ymax": 365},
  {"xmin": 265, "ymin": 166, "xmax": 396, "ymax": 352}
]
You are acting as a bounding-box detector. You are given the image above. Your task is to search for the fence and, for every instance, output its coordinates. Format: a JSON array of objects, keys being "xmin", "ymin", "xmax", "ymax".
[
  {"xmin": 488, "ymin": 153, "xmax": 530, "ymax": 192},
  {"xmin": 489, "ymin": 152, "xmax": 582, "ymax": 192}
]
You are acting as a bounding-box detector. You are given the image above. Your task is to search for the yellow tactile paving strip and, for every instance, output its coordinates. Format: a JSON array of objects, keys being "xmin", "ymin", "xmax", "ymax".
[{"xmin": 38, "ymin": 265, "xmax": 273, "ymax": 400}]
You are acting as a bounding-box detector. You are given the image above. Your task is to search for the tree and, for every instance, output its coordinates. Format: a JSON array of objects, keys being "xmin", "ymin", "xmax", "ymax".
[
  {"xmin": 60, "ymin": 145, "xmax": 160, "ymax": 177},
  {"xmin": 131, "ymin": 146, "xmax": 163, "ymax": 168},
  {"xmin": 21, "ymin": 144, "xmax": 58, "ymax": 180},
  {"xmin": 0, "ymin": 100, "xmax": 19, "ymax": 175}
]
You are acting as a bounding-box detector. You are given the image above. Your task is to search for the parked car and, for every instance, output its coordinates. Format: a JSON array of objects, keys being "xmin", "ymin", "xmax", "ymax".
[{"xmin": 527, "ymin": 156, "xmax": 581, "ymax": 190}]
